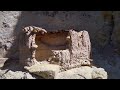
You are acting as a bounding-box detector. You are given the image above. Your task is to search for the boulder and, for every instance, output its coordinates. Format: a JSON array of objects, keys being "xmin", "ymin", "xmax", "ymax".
[
  {"xmin": 0, "ymin": 70, "xmax": 35, "ymax": 79},
  {"xmin": 24, "ymin": 63, "xmax": 60, "ymax": 79},
  {"xmin": 55, "ymin": 66, "xmax": 107, "ymax": 79},
  {"xmin": 92, "ymin": 66, "xmax": 108, "ymax": 79}
]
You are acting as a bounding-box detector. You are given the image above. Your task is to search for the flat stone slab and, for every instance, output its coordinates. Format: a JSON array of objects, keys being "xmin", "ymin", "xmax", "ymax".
[{"xmin": 24, "ymin": 63, "xmax": 61, "ymax": 79}]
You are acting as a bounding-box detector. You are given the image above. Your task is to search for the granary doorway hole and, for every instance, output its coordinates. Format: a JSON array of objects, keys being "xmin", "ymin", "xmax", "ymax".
[{"xmin": 35, "ymin": 31, "xmax": 69, "ymax": 62}]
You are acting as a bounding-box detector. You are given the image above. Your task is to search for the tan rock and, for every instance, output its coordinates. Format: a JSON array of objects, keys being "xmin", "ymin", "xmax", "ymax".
[
  {"xmin": 24, "ymin": 63, "xmax": 60, "ymax": 79},
  {"xmin": 55, "ymin": 66, "xmax": 92, "ymax": 79},
  {"xmin": 92, "ymin": 67, "xmax": 107, "ymax": 79},
  {"xmin": 0, "ymin": 70, "xmax": 35, "ymax": 79},
  {"xmin": 55, "ymin": 66, "xmax": 107, "ymax": 79}
]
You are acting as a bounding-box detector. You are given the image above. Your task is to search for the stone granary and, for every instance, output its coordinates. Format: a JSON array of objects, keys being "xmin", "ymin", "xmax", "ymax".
[
  {"xmin": 19, "ymin": 26, "xmax": 92, "ymax": 69},
  {"xmin": 19, "ymin": 26, "xmax": 107, "ymax": 79}
]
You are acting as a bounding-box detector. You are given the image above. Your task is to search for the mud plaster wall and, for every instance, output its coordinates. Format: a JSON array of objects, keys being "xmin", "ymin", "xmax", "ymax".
[
  {"xmin": 35, "ymin": 32, "xmax": 69, "ymax": 61},
  {"xmin": 0, "ymin": 11, "xmax": 116, "ymax": 59}
]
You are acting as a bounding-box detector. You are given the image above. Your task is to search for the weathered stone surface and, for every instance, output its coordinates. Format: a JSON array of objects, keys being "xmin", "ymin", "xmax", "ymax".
[
  {"xmin": 95, "ymin": 11, "xmax": 113, "ymax": 47},
  {"xmin": 19, "ymin": 26, "xmax": 47, "ymax": 66},
  {"xmin": 0, "ymin": 11, "xmax": 104, "ymax": 59},
  {"xmin": 0, "ymin": 70, "xmax": 35, "ymax": 79},
  {"xmin": 55, "ymin": 66, "xmax": 107, "ymax": 79},
  {"xmin": 24, "ymin": 61, "xmax": 107, "ymax": 79},
  {"xmin": 68, "ymin": 30, "xmax": 91, "ymax": 69},
  {"xmin": 24, "ymin": 63, "xmax": 60, "ymax": 79},
  {"xmin": 92, "ymin": 66, "xmax": 108, "ymax": 79},
  {"xmin": 0, "ymin": 58, "xmax": 8, "ymax": 68},
  {"xmin": 111, "ymin": 11, "xmax": 120, "ymax": 54},
  {"xmin": 0, "ymin": 11, "xmax": 21, "ymax": 58},
  {"xmin": 55, "ymin": 66, "xmax": 92, "ymax": 79},
  {"xmin": 1, "ymin": 11, "xmax": 119, "ymax": 79}
]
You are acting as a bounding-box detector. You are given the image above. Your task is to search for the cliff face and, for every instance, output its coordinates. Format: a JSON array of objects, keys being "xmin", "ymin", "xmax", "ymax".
[
  {"xmin": 0, "ymin": 11, "xmax": 120, "ymax": 79},
  {"xmin": 0, "ymin": 11, "xmax": 105, "ymax": 58}
]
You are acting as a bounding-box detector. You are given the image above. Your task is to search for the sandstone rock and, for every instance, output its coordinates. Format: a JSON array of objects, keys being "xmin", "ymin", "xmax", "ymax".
[
  {"xmin": 95, "ymin": 11, "xmax": 113, "ymax": 47},
  {"xmin": 0, "ymin": 11, "xmax": 21, "ymax": 58},
  {"xmin": 24, "ymin": 63, "xmax": 60, "ymax": 79},
  {"xmin": 92, "ymin": 67, "xmax": 107, "ymax": 79},
  {"xmin": 0, "ymin": 70, "xmax": 35, "ymax": 79},
  {"xmin": 55, "ymin": 66, "xmax": 92, "ymax": 79},
  {"xmin": 55, "ymin": 66, "xmax": 107, "ymax": 79},
  {"xmin": 95, "ymin": 29, "xmax": 111, "ymax": 47},
  {"xmin": 25, "ymin": 64, "xmax": 107, "ymax": 79},
  {"xmin": 0, "ymin": 11, "xmax": 105, "ymax": 59},
  {"xmin": 111, "ymin": 11, "xmax": 120, "ymax": 54}
]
